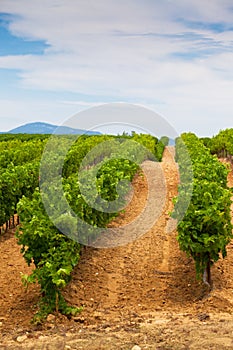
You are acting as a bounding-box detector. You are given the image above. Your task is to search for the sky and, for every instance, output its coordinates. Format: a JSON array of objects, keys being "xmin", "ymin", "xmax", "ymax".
[{"xmin": 0, "ymin": 0, "xmax": 233, "ymax": 136}]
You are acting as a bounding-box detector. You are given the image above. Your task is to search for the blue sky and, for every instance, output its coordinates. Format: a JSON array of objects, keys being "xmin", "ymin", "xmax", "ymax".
[{"xmin": 0, "ymin": 0, "xmax": 233, "ymax": 136}]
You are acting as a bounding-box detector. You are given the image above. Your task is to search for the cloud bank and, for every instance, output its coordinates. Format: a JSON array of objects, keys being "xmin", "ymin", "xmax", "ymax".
[{"xmin": 0, "ymin": 0, "xmax": 233, "ymax": 135}]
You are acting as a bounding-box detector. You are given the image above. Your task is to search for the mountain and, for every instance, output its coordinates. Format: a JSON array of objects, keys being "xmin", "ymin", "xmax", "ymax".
[{"xmin": 5, "ymin": 122, "xmax": 101, "ymax": 135}]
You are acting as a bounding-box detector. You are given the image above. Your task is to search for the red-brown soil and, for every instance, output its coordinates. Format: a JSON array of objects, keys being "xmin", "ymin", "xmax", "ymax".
[{"xmin": 1, "ymin": 147, "xmax": 233, "ymax": 349}]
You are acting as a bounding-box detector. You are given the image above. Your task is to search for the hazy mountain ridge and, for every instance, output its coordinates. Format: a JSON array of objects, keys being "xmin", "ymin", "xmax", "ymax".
[{"xmin": 1, "ymin": 122, "xmax": 101, "ymax": 135}]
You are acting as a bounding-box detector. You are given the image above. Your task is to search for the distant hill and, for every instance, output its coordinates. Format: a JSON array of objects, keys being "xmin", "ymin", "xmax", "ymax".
[{"xmin": 3, "ymin": 122, "xmax": 101, "ymax": 135}]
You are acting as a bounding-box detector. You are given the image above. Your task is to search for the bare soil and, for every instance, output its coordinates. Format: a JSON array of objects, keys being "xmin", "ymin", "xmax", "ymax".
[{"xmin": 1, "ymin": 147, "xmax": 233, "ymax": 349}]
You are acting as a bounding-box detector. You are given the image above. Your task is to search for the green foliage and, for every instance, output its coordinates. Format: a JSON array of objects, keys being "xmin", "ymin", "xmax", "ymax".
[
  {"xmin": 62, "ymin": 134, "xmax": 114, "ymax": 178},
  {"xmin": 0, "ymin": 134, "xmax": 49, "ymax": 142},
  {"xmin": 0, "ymin": 132, "xmax": 167, "ymax": 322},
  {"xmin": 172, "ymin": 133, "xmax": 233, "ymax": 282},
  {"xmin": 209, "ymin": 129, "xmax": 233, "ymax": 158},
  {"xmin": 16, "ymin": 190, "xmax": 82, "ymax": 323},
  {"xmin": 200, "ymin": 137, "xmax": 212, "ymax": 150},
  {"xmin": 154, "ymin": 136, "xmax": 169, "ymax": 161},
  {"xmin": 0, "ymin": 161, "xmax": 39, "ymax": 225},
  {"xmin": 131, "ymin": 133, "xmax": 159, "ymax": 160}
]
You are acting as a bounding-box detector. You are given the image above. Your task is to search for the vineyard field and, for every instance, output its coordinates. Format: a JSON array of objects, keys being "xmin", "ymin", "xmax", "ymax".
[{"xmin": 0, "ymin": 131, "xmax": 233, "ymax": 349}]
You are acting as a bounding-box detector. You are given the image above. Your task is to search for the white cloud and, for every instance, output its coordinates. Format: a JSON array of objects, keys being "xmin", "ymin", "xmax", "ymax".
[{"xmin": 0, "ymin": 0, "xmax": 233, "ymax": 135}]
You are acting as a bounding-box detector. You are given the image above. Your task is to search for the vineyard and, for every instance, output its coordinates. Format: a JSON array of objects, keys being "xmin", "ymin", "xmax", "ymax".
[{"xmin": 1, "ymin": 130, "xmax": 233, "ymax": 349}]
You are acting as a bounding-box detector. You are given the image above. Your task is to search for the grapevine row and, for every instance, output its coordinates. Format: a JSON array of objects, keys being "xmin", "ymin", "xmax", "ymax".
[
  {"xmin": 173, "ymin": 133, "xmax": 233, "ymax": 288},
  {"xmin": 0, "ymin": 136, "xmax": 49, "ymax": 228},
  {"xmin": 3, "ymin": 133, "xmax": 168, "ymax": 323}
]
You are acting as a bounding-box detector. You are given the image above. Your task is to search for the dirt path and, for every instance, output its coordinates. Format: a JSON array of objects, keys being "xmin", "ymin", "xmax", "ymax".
[
  {"xmin": 1, "ymin": 148, "xmax": 233, "ymax": 349},
  {"xmin": 63, "ymin": 147, "xmax": 179, "ymax": 314},
  {"xmin": 0, "ymin": 230, "xmax": 40, "ymax": 331}
]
